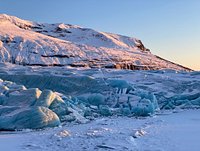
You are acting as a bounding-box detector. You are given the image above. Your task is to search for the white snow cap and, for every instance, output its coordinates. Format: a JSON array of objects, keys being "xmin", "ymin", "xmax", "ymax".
[{"xmin": 0, "ymin": 14, "xmax": 191, "ymax": 71}]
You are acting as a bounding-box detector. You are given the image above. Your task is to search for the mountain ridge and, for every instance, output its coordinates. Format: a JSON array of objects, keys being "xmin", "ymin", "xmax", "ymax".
[{"xmin": 0, "ymin": 14, "xmax": 192, "ymax": 71}]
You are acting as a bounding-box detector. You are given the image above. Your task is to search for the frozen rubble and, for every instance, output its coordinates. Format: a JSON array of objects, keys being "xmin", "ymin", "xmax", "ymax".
[
  {"xmin": 0, "ymin": 63, "xmax": 199, "ymax": 130},
  {"xmin": 0, "ymin": 77, "xmax": 156, "ymax": 130}
]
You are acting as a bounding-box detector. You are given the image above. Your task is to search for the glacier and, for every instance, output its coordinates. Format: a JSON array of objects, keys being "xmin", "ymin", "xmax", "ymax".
[
  {"xmin": 0, "ymin": 14, "xmax": 199, "ymax": 131},
  {"xmin": 0, "ymin": 14, "xmax": 199, "ymax": 151},
  {"xmin": 0, "ymin": 63, "xmax": 199, "ymax": 130},
  {"xmin": 0, "ymin": 106, "xmax": 60, "ymax": 130}
]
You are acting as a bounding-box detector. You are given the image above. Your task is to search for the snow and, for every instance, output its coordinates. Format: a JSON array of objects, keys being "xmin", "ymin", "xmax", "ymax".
[
  {"xmin": 0, "ymin": 63, "xmax": 199, "ymax": 129},
  {"xmin": 0, "ymin": 63, "xmax": 198, "ymax": 149},
  {"xmin": 0, "ymin": 14, "xmax": 191, "ymax": 71},
  {"xmin": 0, "ymin": 14, "xmax": 199, "ymax": 151},
  {"xmin": 0, "ymin": 110, "xmax": 200, "ymax": 151}
]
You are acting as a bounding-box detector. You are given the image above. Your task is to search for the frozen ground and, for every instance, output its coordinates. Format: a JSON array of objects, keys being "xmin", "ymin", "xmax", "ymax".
[{"xmin": 0, "ymin": 109, "xmax": 200, "ymax": 151}]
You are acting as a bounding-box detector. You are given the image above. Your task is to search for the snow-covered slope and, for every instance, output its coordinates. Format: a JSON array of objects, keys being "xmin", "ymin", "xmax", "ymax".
[{"xmin": 0, "ymin": 14, "xmax": 191, "ymax": 71}]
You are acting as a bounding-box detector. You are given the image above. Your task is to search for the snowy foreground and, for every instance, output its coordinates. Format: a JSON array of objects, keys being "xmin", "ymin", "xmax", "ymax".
[
  {"xmin": 0, "ymin": 110, "xmax": 200, "ymax": 151},
  {"xmin": 0, "ymin": 63, "xmax": 199, "ymax": 150}
]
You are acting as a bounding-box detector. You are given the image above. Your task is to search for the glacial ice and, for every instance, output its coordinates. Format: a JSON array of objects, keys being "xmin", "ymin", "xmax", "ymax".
[
  {"xmin": 0, "ymin": 106, "xmax": 20, "ymax": 116},
  {"xmin": 0, "ymin": 79, "xmax": 90, "ymax": 130},
  {"xmin": 108, "ymin": 79, "xmax": 134, "ymax": 94},
  {"xmin": 0, "ymin": 74, "xmax": 106, "ymax": 96},
  {"xmin": 161, "ymin": 92, "xmax": 200, "ymax": 110},
  {"xmin": 35, "ymin": 90, "xmax": 56, "ymax": 107},
  {"xmin": 0, "ymin": 68, "xmax": 199, "ymax": 130},
  {"xmin": 0, "ymin": 106, "xmax": 60, "ymax": 130},
  {"xmin": 87, "ymin": 93, "xmax": 105, "ymax": 107},
  {"xmin": 49, "ymin": 95, "xmax": 70, "ymax": 120},
  {"xmin": 99, "ymin": 105, "xmax": 112, "ymax": 116},
  {"xmin": 3, "ymin": 88, "xmax": 41, "ymax": 107},
  {"xmin": 132, "ymin": 98, "xmax": 155, "ymax": 116}
]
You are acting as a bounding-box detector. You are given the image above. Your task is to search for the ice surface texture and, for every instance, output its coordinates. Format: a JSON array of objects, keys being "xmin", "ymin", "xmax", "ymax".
[
  {"xmin": 0, "ymin": 79, "xmax": 88, "ymax": 130},
  {"xmin": 0, "ymin": 106, "xmax": 60, "ymax": 130},
  {"xmin": 0, "ymin": 66, "xmax": 199, "ymax": 130}
]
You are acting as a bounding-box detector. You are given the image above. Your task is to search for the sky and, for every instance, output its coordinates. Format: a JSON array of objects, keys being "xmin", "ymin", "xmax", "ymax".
[{"xmin": 0, "ymin": 0, "xmax": 199, "ymax": 70}]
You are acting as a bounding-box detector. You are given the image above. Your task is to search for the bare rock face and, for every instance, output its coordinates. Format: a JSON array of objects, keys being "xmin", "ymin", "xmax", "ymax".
[{"xmin": 135, "ymin": 39, "xmax": 146, "ymax": 51}]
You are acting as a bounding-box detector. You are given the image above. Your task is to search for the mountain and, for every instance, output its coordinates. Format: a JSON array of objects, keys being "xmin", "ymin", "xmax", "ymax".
[{"xmin": 0, "ymin": 14, "xmax": 191, "ymax": 71}]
